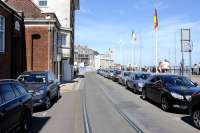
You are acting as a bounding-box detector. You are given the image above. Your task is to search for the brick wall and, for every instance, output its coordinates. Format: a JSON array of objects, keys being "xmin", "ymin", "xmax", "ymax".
[{"xmin": 25, "ymin": 26, "xmax": 55, "ymax": 71}]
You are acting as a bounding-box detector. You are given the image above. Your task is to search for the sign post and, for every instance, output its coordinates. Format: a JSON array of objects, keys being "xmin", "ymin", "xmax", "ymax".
[
  {"xmin": 57, "ymin": 54, "xmax": 61, "ymax": 82},
  {"xmin": 181, "ymin": 29, "xmax": 192, "ymax": 77}
]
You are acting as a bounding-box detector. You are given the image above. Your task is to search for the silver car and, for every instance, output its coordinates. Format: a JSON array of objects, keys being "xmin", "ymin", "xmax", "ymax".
[
  {"xmin": 126, "ymin": 72, "xmax": 151, "ymax": 93},
  {"xmin": 118, "ymin": 71, "xmax": 131, "ymax": 86}
]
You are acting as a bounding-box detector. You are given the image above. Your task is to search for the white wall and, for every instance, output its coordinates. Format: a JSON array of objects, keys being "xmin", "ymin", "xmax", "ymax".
[{"xmin": 32, "ymin": 0, "xmax": 71, "ymax": 27}]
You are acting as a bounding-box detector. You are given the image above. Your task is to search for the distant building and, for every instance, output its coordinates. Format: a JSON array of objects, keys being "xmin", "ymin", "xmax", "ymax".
[
  {"xmin": 0, "ymin": 1, "xmax": 26, "ymax": 79},
  {"xmin": 95, "ymin": 50, "xmax": 114, "ymax": 69},
  {"xmin": 32, "ymin": 0, "xmax": 80, "ymax": 81},
  {"xmin": 74, "ymin": 45, "xmax": 99, "ymax": 67}
]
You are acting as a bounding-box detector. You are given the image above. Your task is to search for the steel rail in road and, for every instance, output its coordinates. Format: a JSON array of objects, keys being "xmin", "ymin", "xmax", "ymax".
[
  {"xmin": 97, "ymin": 75, "xmax": 144, "ymax": 133},
  {"xmin": 81, "ymin": 81, "xmax": 93, "ymax": 133}
]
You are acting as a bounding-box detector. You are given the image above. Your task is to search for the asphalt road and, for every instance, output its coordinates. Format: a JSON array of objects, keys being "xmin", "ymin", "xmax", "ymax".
[{"xmin": 30, "ymin": 72, "xmax": 200, "ymax": 133}]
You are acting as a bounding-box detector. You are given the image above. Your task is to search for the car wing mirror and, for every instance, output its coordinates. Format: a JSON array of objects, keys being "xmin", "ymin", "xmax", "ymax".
[
  {"xmin": 194, "ymin": 82, "xmax": 198, "ymax": 87},
  {"xmin": 48, "ymin": 80, "xmax": 53, "ymax": 84}
]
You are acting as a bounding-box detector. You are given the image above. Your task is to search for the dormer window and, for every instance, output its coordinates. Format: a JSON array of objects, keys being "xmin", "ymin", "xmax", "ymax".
[{"xmin": 38, "ymin": 0, "xmax": 47, "ymax": 7}]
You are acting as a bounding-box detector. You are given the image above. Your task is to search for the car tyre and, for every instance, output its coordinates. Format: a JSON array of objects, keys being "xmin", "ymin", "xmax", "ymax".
[
  {"xmin": 142, "ymin": 89, "xmax": 146, "ymax": 100},
  {"xmin": 21, "ymin": 111, "xmax": 31, "ymax": 133},
  {"xmin": 126, "ymin": 83, "xmax": 129, "ymax": 89},
  {"xmin": 133, "ymin": 86, "xmax": 137, "ymax": 94},
  {"xmin": 56, "ymin": 89, "xmax": 61, "ymax": 100},
  {"xmin": 45, "ymin": 96, "xmax": 51, "ymax": 110},
  {"xmin": 192, "ymin": 110, "xmax": 200, "ymax": 129},
  {"xmin": 161, "ymin": 96, "xmax": 170, "ymax": 112}
]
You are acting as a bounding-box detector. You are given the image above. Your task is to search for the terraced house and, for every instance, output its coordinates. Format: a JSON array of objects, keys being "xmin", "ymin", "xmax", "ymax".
[{"xmin": 0, "ymin": 0, "xmax": 26, "ymax": 79}]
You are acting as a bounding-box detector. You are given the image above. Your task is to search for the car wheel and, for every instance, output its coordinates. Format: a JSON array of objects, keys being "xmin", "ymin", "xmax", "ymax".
[
  {"xmin": 133, "ymin": 86, "xmax": 137, "ymax": 93},
  {"xmin": 21, "ymin": 112, "xmax": 31, "ymax": 133},
  {"xmin": 56, "ymin": 89, "xmax": 61, "ymax": 100},
  {"xmin": 161, "ymin": 97, "xmax": 170, "ymax": 111},
  {"xmin": 193, "ymin": 110, "xmax": 200, "ymax": 129},
  {"xmin": 126, "ymin": 83, "xmax": 129, "ymax": 89},
  {"xmin": 45, "ymin": 96, "xmax": 51, "ymax": 110},
  {"xmin": 142, "ymin": 89, "xmax": 146, "ymax": 100}
]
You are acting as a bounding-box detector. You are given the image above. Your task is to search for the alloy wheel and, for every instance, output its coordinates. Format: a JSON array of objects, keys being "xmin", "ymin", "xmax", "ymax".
[
  {"xmin": 161, "ymin": 97, "xmax": 170, "ymax": 111},
  {"xmin": 57, "ymin": 90, "xmax": 61, "ymax": 100},
  {"xmin": 193, "ymin": 110, "xmax": 200, "ymax": 129},
  {"xmin": 142, "ymin": 89, "xmax": 146, "ymax": 100},
  {"xmin": 45, "ymin": 96, "xmax": 51, "ymax": 109},
  {"xmin": 21, "ymin": 112, "xmax": 31, "ymax": 132}
]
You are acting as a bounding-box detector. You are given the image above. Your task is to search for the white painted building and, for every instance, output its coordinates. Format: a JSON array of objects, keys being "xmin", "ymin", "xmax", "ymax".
[
  {"xmin": 95, "ymin": 50, "xmax": 114, "ymax": 69},
  {"xmin": 32, "ymin": 0, "xmax": 80, "ymax": 81}
]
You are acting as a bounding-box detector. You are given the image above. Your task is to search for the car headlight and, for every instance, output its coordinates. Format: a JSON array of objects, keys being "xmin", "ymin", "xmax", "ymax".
[
  {"xmin": 171, "ymin": 92, "xmax": 184, "ymax": 100},
  {"xmin": 185, "ymin": 95, "xmax": 191, "ymax": 102},
  {"xmin": 138, "ymin": 83, "xmax": 144, "ymax": 88}
]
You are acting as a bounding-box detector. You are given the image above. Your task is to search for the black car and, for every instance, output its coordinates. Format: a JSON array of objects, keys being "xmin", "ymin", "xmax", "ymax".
[
  {"xmin": 189, "ymin": 91, "xmax": 200, "ymax": 129},
  {"xmin": 142, "ymin": 74, "xmax": 200, "ymax": 111},
  {"xmin": 0, "ymin": 80, "xmax": 33, "ymax": 133},
  {"xmin": 18, "ymin": 71, "xmax": 61, "ymax": 110}
]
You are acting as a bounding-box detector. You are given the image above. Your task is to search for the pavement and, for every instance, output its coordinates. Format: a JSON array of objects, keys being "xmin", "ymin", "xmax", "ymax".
[
  {"xmin": 30, "ymin": 77, "xmax": 84, "ymax": 133},
  {"xmin": 191, "ymin": 75, "xmax": 200, "ymax": 84},
  {"xmin": 29, "ymin": 72, "xmax": 200, "ymax": 133}
]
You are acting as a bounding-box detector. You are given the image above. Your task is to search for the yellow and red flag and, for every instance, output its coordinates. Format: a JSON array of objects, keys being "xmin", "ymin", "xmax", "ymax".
[{"xmin": 153, "ymin": 8, "xmax": 158, "ymax": 31}]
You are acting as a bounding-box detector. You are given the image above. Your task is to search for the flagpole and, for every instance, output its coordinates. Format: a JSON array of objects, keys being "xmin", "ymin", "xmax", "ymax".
[{"xmin": 155, "ymin": 29, "xmax": 158, "ymax": 73}]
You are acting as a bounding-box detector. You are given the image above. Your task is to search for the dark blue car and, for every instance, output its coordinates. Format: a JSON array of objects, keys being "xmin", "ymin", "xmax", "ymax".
[{"xmin": 142, "ymin": 74, "xmax": 200, "ymax": 111}]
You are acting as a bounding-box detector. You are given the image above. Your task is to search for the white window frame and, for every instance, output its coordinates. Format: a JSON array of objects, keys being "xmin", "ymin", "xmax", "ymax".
[
  {"xmin": 0, "ymin": 15, "xmax": 5, "ymax": 53},
  {"xmin": 38, "ymin": 0, "xmax": 48, "ymax": 7}
]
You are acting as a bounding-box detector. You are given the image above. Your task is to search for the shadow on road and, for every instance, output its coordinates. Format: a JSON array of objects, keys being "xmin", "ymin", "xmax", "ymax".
[
  {"xmin": 139, "ymin": 96, "xmax": 188, "ymax": 115},
  {"xmin": 33, "ymin": 97, "xmax": 62, "ymax": 113},
  {"xmin": 30, "ymin": 116, "xmax": 51, "ymax": 133},
  {"xmin": 181, "ymin": 116, "xmax": 198, "ymax": 129}
]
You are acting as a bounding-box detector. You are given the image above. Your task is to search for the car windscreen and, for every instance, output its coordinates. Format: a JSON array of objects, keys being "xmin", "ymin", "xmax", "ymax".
[
  {"xmin": 124, "ymin": 72, "xmax": 130, "ymax": 77},
  {"xmin": 135, "ymin": 74, "xmax": 150, "ymax": 80},
  {"xmin": 162, "ymin": 76, "xmax": 195, "ymax": 87},
  {"xmin": 116, "ymin": 71, "xmax": 121, "ymax": 74},
  {"xmin": 18, "ymin": 74, "xmax": 46, "ymax": 83}
]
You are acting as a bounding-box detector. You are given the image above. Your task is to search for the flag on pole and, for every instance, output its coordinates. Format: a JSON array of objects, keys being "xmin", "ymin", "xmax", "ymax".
[
  {"xmin": 132, "ymin": 31, "xmax": 136, "ymax": 43},
  {"xmin": 153, "ymin": 8, "xmax": 158, "ymax": 31}
]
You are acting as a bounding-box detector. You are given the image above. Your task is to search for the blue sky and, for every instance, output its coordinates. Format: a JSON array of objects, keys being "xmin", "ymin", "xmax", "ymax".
[{"xmin": 75, "ymin": 0, "xmax": 200, "ymax": 66}]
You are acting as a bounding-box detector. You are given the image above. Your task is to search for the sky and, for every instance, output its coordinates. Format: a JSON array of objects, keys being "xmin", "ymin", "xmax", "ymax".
[{"xmin": 75, "ymin": 0, "xmax": 200, "ymax": 66}]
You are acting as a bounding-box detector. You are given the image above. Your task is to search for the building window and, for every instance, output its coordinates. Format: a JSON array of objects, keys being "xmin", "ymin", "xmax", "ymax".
[
  {"xmin": 0, "ymin": 16, "xmax": 5, "ymax": 53},
  {"xmin": 58, "ymin": 34, "xmax": 66, "ymax": 46},
  {"xmin": 38, "ymin": 0, "xmax": 47, "ymax": 7}
]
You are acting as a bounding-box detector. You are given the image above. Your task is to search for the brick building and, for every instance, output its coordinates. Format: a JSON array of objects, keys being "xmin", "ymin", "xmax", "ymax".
[
  {"xmin": 0, "ymin": 1, "xmax": 26, "ymax": 79},
  {"xmin": 5, "ymin": 0, "xmax": 61, "ymax": 79}
]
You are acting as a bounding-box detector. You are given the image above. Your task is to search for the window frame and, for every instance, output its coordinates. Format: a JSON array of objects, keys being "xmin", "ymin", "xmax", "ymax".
[
  {"xmin": 0, "ymin": 15, "xmax": 5, "ymax": 53},
  {"xmin": 38, "ymin": 0, "xmax": 48, "ymax": 7}
]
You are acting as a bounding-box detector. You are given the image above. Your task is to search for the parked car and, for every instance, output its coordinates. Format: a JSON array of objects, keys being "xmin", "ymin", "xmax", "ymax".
[
  {"xmin": 142, "ymin": 74, "xmax": 200, "ymax": 111},
  {"xmin": 0, "ymin": 80, "xmax": 33, "ymax": 132},
  {"xmin": 189, "ymin": 91, "xmax": 200, "ymax": 129},
  {"xmin": 112, "ymin": 70, "xmax": 122, "ymax": 82},
  {"xmin": 126, "ymin": 72, "xmax": 151, "ymax": 93},
  {"xmin": 118, "ymin": 71, "xmax": 131, "ymax": 86},
  {"xmin": 107, "ymin": 70, "xmax": 114, "ymax": 79},
  {"xmin": 17, "ymin": 71, "xmax": 60, "ymax": 110}
]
